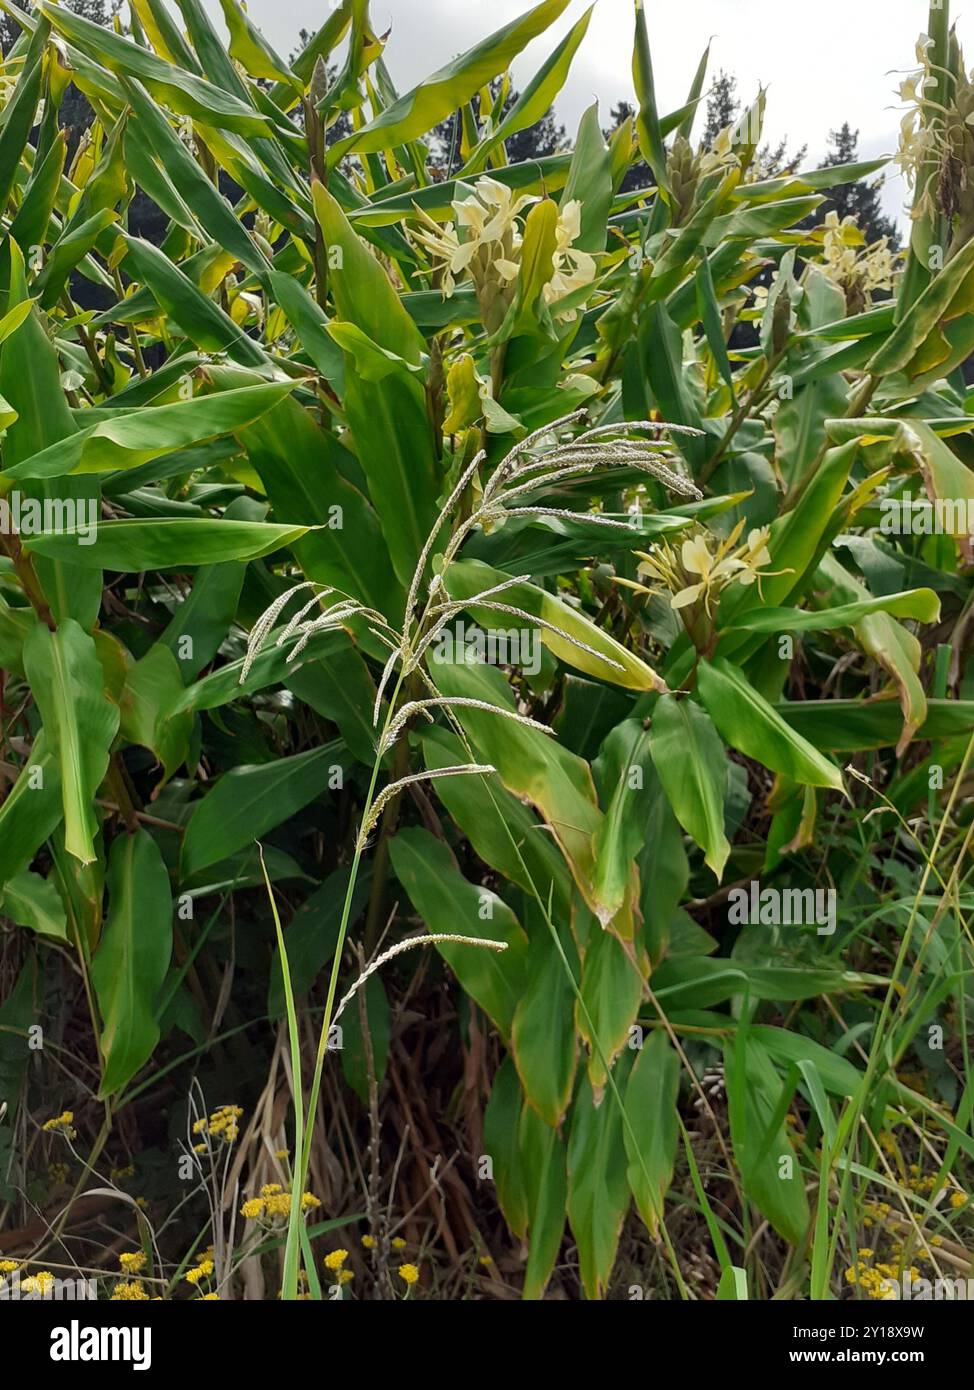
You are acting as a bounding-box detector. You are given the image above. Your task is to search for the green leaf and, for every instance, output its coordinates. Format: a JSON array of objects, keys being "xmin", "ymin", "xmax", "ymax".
[
  {"xmin": 724, "ymin": 1036, "xmax": 810, "ymax": 1246},
  {"xmin": 91, "ymin": 828, "xmax": 173, "ymax": 1097},
  {"xmin": 567, "ymin": 1069, "xmax": 631, "ymax": 1299},
  {"xmin": 519, "ymin": 1100, "xmax": 568, "ymax": 1300},
  {"xmin": 119, "ymin": 644, "xmax": 193, "ymax": 782},
  {"xmin": 0, "ymin": 733, "xmax": 62, "ymax": 889},
  {"xmin": 37, "ymin": 1, "xmax": 279, "ymax": 137},
  {"xmin": 389, "ymin": 827, "xmax": 528, "ymax": 1038},
  {"xmin": 444, "ymin": 559, "xmax": 666, "ymax": 693},
  {"xmin": 1, "ymin": 869, "xmax": 68, "ymax": 940},
  {"xmin": 180, "ymin": 743, "xmax": 343, "ymax": 880},
  {"xmin": 118, "ymin": 235, "xmax": 267, "ymax": 365},
  {"xmin": 459, "ymin": 6, "xmax": 594, "ymax": 175},
  {"xmin": 624, "ymin": 1030, "xmax": 679, "ymax": 1239},
  {"xmin": 697, "ymin": 658, "xmax": 844, "ymax": 793},
  {"xmin": 728, "ymin": 588, "xmax": 940, "ymax": 634},
  {"xmin": 6, "ymin": 382, "xmax": 294, "ymax": 481},
  {"xmin": 631, "ymin": 0, "xmax": 670, "ymax": 198},
  {"xmin": 328, "ymin": 0, "xmax": 571, "ymax": 161},
  {"xmin": 649, "ymin": 695, "xmax": 730, "ymax": 879},
  {"xmin": 23, "ymin": 620, "xmax": 120, "ymax": 865},
  {"xmin": 25, "ymin": 518, "xmax": 312, "ymax": 570}
]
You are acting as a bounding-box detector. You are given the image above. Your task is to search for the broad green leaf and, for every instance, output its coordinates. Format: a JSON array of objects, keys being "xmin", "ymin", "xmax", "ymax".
[
  {"xmin": 444, "ymin": 559, "xmax": 667, "ymax": 693},
  {"xmin": 38, "ymin": 1, "xmax": 279, "ymax": 137},
  {"xmin": 1, "ymin": 869, "xmax": 68, "ymax": 940},
  {"xmin": 724, "ymin": 1036, "xmax": 810, "ymax": 1246},
  {"xmin": 632, "ymin": 0, "xmax": 670, "ymax": 198},
  {"xmin": 26, "ymin": 518, "xmax": 312, "ymax": 570},
  {"xmin": 6, "ymin": 383, "xmax": 294, "ymax": 481},
  {"xmin": 697, "ymin": 658, "xmax": 844, "ymax": 792},
  {"xmin": 91, "ymin": 828, "xmax": 173, "ymax": 1097},
  {"xmin": 728, "ymin": 588, "xmax": 940, "ymax": 634},
  {"xmin": 0, "ymin": 733, "xmax": 62, "ymax": 889},
  {"xmin": 624, "ymin": 1030, "xmax": 679, "ymax": 1239},
  {"xmin": 519, "ymin": 1100, "xmax": 568, "ymax": 1300},
  {"xmin": 483, "ymin": 1057, "xmax": 529, "ymax": 1240},
  {"xmin": 180, "ymin": 743, "xmax": 343, "ymax": 879},
  {"xmin": 649, "ymin": 695, "xmax": 730, "ymax": 879},
  {"xmin": 459, "ymin": 6, "xmax": 594, "ymax": 175},
  {"xmin": 23, "ymin": 620, "xmax": 120, "ymax": 865},
  {"xmin": 512, "ymin": 925, "xmax": 577, "ymax": 1128},
  {"xmin": 119, "ymin": 644, "xmax": 193, "ymax": 781},
  {"xmin": 117, "ymin": 235, "xmax": 268, "ymax": 364},
  {"xmin": 390, "ymin": 827, "xmax": 528, "ymax": 1037},
  {"xmin": 328, "ymin": 0, "xmax": 571, "ymax": 161},
  {"xmin": 567, "ymin": 1069, "xmax": 631, "ymax": 1299}
]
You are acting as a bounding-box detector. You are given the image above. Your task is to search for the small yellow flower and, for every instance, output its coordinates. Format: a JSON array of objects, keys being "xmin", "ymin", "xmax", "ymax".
[
  {"xmin": 398, "ymin": 1263, "xmax": 419, "ymax": 1287},
  {"xmin": 361, "ymin": 1235, "xmax": 375, "ymax": 1250},
  {"xmin": 391, "ymin": 1236, "xmax": 406, "ymax": 1251},
  {"xmin": 274, "ymin": 1148, "xmax": 288, "ymax": 1160},
  {"xmin": 119, "ymin": 1251, "xmax": 146, "ymax": 1274},
  {"xmin": 950, "ymin": 1190, "xmax": 967, "ymax": 1210},
  {"xmin": 240, "ymin": 1198, "xmax": 265, "ymax": 1220},
  {"xmin": 0, "ymin": 1260, "xmax": 19, "ymax": 1274},
  {"xmin": 300, "ymin": 1191, "xmax": 321, "ymax": 1212},
  {"xmin": 260, "ymin": 1183, "xmax": 283, "ymax": 1196},
  {"xmin": 338, "ymin": 1269, "xmax": 354, "ymax": 1286},
  {"xmin": 111, "ymin": 1280, "xmax": 149, "ymax": 1301},
  {"xmin": 201, "ymin": 1293, "xmax": 220, "ymax": 1300},
  {"xmin": 21, "ymin": 1271, "xmax": 56, "ymax": 1295},
  {"xmin": 184, "ymin": 1259, "xmax": 213, "ymax": 1286},
  {"xmin": 42, "ymin": 1111, "xmax": 76, "ymax": 1139},
  {"xmin": 323, "ymin": 1249, "xmax": 348, "ymax": 1272}
]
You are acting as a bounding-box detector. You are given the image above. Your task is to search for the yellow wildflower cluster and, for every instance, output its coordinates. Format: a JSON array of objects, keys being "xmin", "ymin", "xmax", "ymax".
[
  {"xmin": 323, "ymin": 1249, "xmax": 348, "ymax": 1272},
  {"xmin": 398, "ymin": 1263, "xmax": 419, "ymax": 1288},
  {"xmin": 0, "ymin": 1260, "xmax": 19, "ymax": 1274},
  {"xmin": 950, "ymin": 1190, "xmax": 968, "ymax": 1210},
  {"xmin": 239, "ymin": 1185, "xmax": 321, "ymax": 1225},
  {"xmin": 110, "ymin": 1163, "xmax": 136, "ymax": 1182},
  {"xmin": 119, "ymin": 1251, "xmax": 146, "ymax": 1275},
  {"xmin": 42, "ymin": 1111, "xmax": 76, "ymax": 1140},
  {"xmin": 21, "ymin": 1271, "xmax": 56, "ymax": 1295},
  {"xmin": 192, "ymin": 1104, "xmax": 242, "ymax": 1146},
  {"xmin": 844, "ymin": 1259, "xmax": 900, "ymax": 1299},
  {"xmin": 47, "ymin": 1162, "xmax": 70, "ymax": 1184},
  {"xmin": 185, "ymin": 1258, "xmax": 215, "ymax": 1287},
  {"xmin": 111, "ymin": 1281, "xmax": 149, "ymax": 1301}
]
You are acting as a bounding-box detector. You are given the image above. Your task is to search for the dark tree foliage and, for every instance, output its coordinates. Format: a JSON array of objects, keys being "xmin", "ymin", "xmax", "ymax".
[
  {"xmin": 430, "ymin": 80, "xmax": 565, "ymax": 180},
  {"xmin": 814, "ymin": 122, "xmax": 900, "ymax": 247},
  {"xmin": 702, "ymin": 69, "xmax": 739, "ymax": 148}
]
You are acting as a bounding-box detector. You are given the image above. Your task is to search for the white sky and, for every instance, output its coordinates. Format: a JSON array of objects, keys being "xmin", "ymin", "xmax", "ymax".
[{"xmin": 202, "ymin": 0, "xmax": 974, "ymax": 229}]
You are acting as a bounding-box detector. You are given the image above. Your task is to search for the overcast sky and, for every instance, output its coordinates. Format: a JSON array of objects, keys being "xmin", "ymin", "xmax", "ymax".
[{"xmin": 202, "ymin": 0, "xmax": 974, "ymax": 229}]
